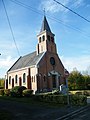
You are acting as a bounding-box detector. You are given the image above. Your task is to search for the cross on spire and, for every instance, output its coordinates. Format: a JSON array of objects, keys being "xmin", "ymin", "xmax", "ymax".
[{"xmin": 43, "ymin": 8, "xmax": 45, "ymax": 16}]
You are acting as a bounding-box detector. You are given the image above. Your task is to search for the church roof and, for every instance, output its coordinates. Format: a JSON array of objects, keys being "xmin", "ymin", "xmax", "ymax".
[
  {"xmin": 8, "ymin": 51, "xmax": 44, "ymax": 72},
  {"xmin": 40, "ymin": 16, "xmax": 51, "ymax": 33}
]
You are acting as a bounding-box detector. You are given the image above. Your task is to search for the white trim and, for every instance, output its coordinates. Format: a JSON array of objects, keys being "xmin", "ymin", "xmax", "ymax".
[
  {"xmin": 36, "ymin": 52, "xmax": 46, "ymax": 67},
  {"xmin": 48, "ymin": 70, "xmax": 61, "ymax": 76},
  {"xmin": 8, "ymin": 65, "xmax": 35, "ymax": 74}
]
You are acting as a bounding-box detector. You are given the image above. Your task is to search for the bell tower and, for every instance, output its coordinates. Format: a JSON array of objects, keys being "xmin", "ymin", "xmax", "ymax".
[{"xmin": 36, "ymin": 16, "xmax": 57, "ymax": 55}]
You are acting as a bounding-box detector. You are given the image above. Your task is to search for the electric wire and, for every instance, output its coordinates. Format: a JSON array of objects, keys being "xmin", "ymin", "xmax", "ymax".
[
  {"xmin": 53, "ymin": 0, "xmax": 90, "ymax": 23},
  {"xmin": 9, "ymin": 0, "xmax": 90, "ymax": 38},
  {"xmin": 2, "ymin": 0, "xmax": 21, "ymax": 57}
]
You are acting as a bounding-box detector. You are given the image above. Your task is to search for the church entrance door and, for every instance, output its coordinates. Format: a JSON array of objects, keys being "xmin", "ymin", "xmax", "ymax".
[{"xmin": 52, "ymin": 75, "xmax": 56, "ymax": 88}]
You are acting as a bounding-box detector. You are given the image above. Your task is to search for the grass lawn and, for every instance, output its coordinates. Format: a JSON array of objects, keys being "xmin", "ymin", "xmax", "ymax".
[{"xmin": 0, "ymin": 110, "xmax": 14, "ymax": 120}]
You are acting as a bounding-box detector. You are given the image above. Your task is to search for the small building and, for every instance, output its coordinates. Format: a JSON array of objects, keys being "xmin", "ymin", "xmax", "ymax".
[{"xmin": 5, "ymin": 16, "xmax": 67, "ymax": 93}]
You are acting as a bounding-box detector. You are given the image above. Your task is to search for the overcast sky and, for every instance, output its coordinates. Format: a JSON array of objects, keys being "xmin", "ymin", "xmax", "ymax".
[{"xmin": 0, "ymin": 0, "xmax": 90, "ymax": 78}]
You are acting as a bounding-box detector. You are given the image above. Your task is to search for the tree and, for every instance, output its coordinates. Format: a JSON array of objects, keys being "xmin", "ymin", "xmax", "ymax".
[
  {"xmin": 0, "ymin": 78, "xmax": 5, "ymax": 89},
  {"xmin": 68, "ymin": 70, "xmax": 85, "ymax": 90}
]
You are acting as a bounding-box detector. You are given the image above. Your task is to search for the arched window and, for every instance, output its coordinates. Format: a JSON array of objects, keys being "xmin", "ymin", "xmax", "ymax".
[
  {"xmin": 39, "ymin": 37, "xmax": 41, "ymax": 43},
  {"xmin": 34, "ymin": 76, "xmax": 35, "ymax": 82},
  {"xmin": 47, "ymin": 35, "xmax": 50, "ymax": 41},
  {"xmin": 42, "ymin": 35, "xmax": 45, "ymax": 41},
  {"xmin": 15, "ymin": 75, "xmax": 18, "ymax": 84},
  {"xmin": 23, "ymin": 73, "xmax": 26, "ymax": 83},
  {"xmin": 9, "ymin": 76, "xmax": 11, "ymax": 84},
  {"xmin": 51, "ymin": 37, "xmax": 54, "ymax": 42}
]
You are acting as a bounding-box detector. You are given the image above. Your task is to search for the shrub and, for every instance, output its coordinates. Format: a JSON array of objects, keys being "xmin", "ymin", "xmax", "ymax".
[
  {"xmin": 23, "ymin": 89, "xmax": 33, "ymax": 97},
  {"xmin": 70, "ymin": 94, "xmax": 87, "ymax": 106},
  {"xmin": 10, "ymin": 86, "xmax": 26, "ymax": 97},
  {"xmin": 4, "ymin": 89, "xmax": 10, "ymax": 96},
  {"xmin": 0, "ymin": 89, "xmax": 4, "ymax": 96},
  {"xmin": 0, "ymin": 86, "xmax": 4, "ymax": 89}
]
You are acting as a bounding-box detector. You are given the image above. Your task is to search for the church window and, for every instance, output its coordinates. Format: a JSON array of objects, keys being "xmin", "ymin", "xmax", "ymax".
[
  {"xmin": 42, "ymin": 35, "xmax": 45, "ymax": 41},
  {"xmin": 34, "ymin": 76, "xmax": 35, "ymax": 82},
  {"xmin": 23, "ymin": 73, "xmax": 26, "ymax": 83},
  {"xmin": 39, "ymin": 37, "xmax": 41, "ymax": 43},
  {"xmin": 9, "ymin": 76, "xmax": 11, "ymax": 84},
  {"xmin": 47, "ymin": 35, "xmax": 50, "ymax": 41},
  {"xmin": 51, "ymin": 37, "xmax": 54, "ymax": 42},
  {"xmin": 15, "ymin": 75, "xmax": 18, "ymax": 84}
]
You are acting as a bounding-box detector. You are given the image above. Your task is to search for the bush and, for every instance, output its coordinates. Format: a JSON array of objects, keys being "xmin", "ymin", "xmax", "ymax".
[
  {"xmin": 23, "ymin": 89, "xmax": 33, "ymax": 97},
  {"xmin": 0, "ymin": 89, "xmax": 4, "ymax": 96},
  {"xmin": 10, "ymin": 86, "xmax": 26, "ymax": 97},
  {"xmin": 4, "ymin": 89, "xmax": 10, "ymax": 96},
  {"xmin": 70, "ymin": 94, "xmax": 87, "ymax": 106}
]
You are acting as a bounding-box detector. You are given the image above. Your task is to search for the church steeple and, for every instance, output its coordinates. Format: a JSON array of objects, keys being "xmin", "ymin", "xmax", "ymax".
[
  {"xmin": 36, "ymin": 16, "xmax": 57, "ymax": 55},
  {"xmin": 40, "ymin": 16, "xmax": 51, "ymax": 33}
]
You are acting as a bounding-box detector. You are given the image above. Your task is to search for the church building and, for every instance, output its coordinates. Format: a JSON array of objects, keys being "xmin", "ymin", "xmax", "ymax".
[{"xmin": 5, "ymin": 16, "xmax": 67, "ymax": 93}]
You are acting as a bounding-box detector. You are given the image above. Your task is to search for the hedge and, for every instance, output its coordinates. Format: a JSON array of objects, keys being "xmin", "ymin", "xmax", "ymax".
[
  {"xmin": 33, "ymin": 95, "xmax": 67, "ymax": 105},
  {"xmin": 33, "ymin": 94, "xmax": 87, "ymax": 106},
  {"xmin": 4, "ymin": 89, "xmax": 10, "ymax": 96},
  {"xmin": 0, "ymin": 89, "xmax": 4, "ymax": 96},
  {"xmin": 70, "ymin": 94, "xmax": 87, "ymax": 106}
]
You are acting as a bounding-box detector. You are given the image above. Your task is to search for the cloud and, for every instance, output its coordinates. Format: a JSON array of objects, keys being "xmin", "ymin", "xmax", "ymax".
[
  {"xmin": 61, "ymin": 55, "xmax": 90, "ymax": 73},
  {"xmin": 0, "ymin": 56, "xmax": 17, "ymax": 78},
  {"xmin": 40, "ymin": 0, "xmax": 84, "ymax": 14},
  {"xmin": 40, "ymin": 0, "xmax": 69, "ymax": 13},
  {"xmin": 72, "ymin": 0, "xmax": 84, "ymax": 8}
]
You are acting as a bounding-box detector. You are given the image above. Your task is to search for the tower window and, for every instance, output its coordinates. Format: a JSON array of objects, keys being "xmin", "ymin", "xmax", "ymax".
[
  {"xmin": 39, "ymin": 37, "xmax": 41, "ymax": 43},
  {"xmin": 51, "ymin": 37, "xmax": 54, "ymax": 42},
  {"xmin": 47, "ymin": 35, "xmax": 50, "ymax": 41},
  {"xmin": 42, "ymin": 35, "xmax": 45, "ymax": 41}
]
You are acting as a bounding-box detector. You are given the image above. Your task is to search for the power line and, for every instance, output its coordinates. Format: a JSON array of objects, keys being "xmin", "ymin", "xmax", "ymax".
[
  {"xmin": 9, "ymin": 0, "xmax": 90, "ymax": 38},
  {"xmin": 2, "ymin": 0, "xmax": 21, "ymax": 57},
  {"xmin": 53, "ymin": 0, "xmax": 90, "ymax": 23}
]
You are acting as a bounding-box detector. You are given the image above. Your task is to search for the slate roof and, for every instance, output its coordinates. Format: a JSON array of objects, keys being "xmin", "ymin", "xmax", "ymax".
[
  {"xmin": 40, "ymin": 16, "xmax": 51, "ymax": 33},
  {"xmin": 8, "ymin": 51, "xmax": 44, "ymax": 72}
]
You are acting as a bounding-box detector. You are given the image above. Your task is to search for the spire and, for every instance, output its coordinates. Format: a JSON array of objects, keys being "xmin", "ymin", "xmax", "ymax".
[{"xmin": 40, "ymin": 16, "xmax": 51, "ymax": 33}]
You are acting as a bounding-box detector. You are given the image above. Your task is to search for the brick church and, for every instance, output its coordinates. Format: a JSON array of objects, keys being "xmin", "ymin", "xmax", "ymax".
[{"xmin": 5, "ymin": 16, "xmax": 67, "ymax": 93}]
